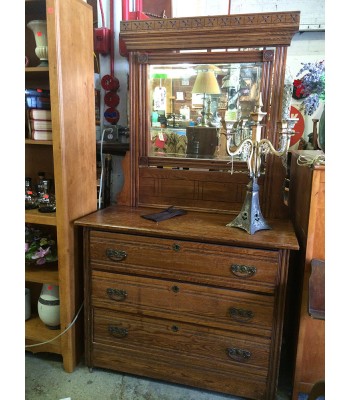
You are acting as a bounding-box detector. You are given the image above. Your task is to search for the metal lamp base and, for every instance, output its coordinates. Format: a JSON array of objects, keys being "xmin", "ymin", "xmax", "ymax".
[{"xmin": 226, "ymin": 178, "xmax": 271, "ymax": 234}]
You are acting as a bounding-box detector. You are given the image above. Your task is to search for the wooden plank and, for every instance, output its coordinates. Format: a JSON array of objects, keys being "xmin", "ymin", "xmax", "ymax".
[
  {"xmin": 25, "ymin": 209, "xmax": 57, "ymax": 226},
  {"xmin": 46, "ymin": 0, "xmax": 96, "ymax": 372},
  {"xmin": 26, "ymin": 315, "xmax": 62, "ymax": 354},
  {"xmin": 75, "ymin": 205, "xmax": 299, "ymax": 251},
  {"xmin": 25, "ymin": 264, "xmax": 59, "ymax": 285}
]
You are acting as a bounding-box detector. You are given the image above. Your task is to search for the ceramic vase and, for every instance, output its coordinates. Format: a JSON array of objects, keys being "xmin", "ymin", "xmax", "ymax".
[
  {"xmin": 38, "ymin": 283, "xmax": 60, "ymax": 329},
  {"xmin": 318, "ymin": 107, "xmax": 325, "ymax": 153},
  {"xmin": 27, "ymin": 20, "xmax": 48, "ymax": 66}
]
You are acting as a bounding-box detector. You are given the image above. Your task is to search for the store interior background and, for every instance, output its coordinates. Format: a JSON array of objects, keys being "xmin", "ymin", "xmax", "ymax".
[{"xmin": 96, "ymin": 0, "xmax": 326, "ymax": 202}]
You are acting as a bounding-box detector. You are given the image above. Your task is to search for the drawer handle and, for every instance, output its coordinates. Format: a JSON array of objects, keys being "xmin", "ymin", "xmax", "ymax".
[
  {"xmin": 230, "ymin": 264, "xmax": 257, "ymax": 278},
  {"xmin": 106, "ymin": 249, "xmax": 127, "ymax": 262},
  {"xmin": 229, "ymin": 307, "xmax": 254, "ymax": 322},
  {"xmin": 108, "ymin": 325, "xmax": 128, "ymax": 338},
  {"xmin": 106, "ymin": 288, "xmax": 128, "ymax": 301},
  {"xmin": 226, "ymin": 347, "xmax": 251, "ymax": 362}
]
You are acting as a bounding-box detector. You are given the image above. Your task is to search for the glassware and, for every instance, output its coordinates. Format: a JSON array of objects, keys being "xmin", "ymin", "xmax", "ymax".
[
  {"xmin": 36, "ymin": 172, "xmax": 56, "ymax": 212},
  {"xmin": 25, "ymin": 177, "xmax": 38, "ymax": 209}
]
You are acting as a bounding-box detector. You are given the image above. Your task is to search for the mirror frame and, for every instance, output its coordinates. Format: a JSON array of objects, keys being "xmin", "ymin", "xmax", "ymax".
[{"xmin": 119, "ymin": 12, "xmax": 300, "ymax": 218}]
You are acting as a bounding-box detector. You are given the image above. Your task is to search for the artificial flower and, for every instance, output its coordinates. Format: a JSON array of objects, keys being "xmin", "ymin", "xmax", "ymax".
[
  {"xmin": 25, "ymin": 225, "xmax": 58, "ymax": 265},
  {"xmin": 293, "ymin": 61, "xmax": 325, "ymax": 116}
]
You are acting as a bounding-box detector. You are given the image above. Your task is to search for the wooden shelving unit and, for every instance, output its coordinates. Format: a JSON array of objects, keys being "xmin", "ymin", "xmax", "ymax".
[{"xmin": 25, "ymin": 0, "xmax": 96, "ymax": 372}]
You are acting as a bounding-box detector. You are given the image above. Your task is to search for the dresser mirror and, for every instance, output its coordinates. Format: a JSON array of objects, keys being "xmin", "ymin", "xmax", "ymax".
[
  {"xmin": 148, "ymin": 60, "xmax": 264, "ymax": 161},
  {"xmin": 140, "ymin": 49, "xmax": 272, "ymax": 169}
]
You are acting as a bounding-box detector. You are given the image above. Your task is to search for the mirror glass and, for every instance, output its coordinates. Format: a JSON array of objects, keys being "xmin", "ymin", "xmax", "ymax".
[{"xmin": 148, "ymin": 62, "xmax": 263, "ymax": 160}]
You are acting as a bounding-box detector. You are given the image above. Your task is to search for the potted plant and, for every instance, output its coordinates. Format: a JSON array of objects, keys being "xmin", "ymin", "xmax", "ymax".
[{"xmin": 25, "ymin": 225, "xmax": 58, "ymax": 265}]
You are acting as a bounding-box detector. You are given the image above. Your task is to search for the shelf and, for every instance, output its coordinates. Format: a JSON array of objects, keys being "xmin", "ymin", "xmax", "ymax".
[
  {"xmin": 26, "ymin": 314, "xmax": 62, "ymax": 354},
  {"xmin": 25, "ymin": 139, "xmax": 53, "ymax": 145},
  {"xmin": 25, "ymin": 264, "xmax": 59, "ymax": 285},
  {"xmin": 25, "ymin": 209, "xmax": 57, "ymax": 226},
  {"xmin": 25, "ymin": 66, "xmax": 49, "ymax": 73}
]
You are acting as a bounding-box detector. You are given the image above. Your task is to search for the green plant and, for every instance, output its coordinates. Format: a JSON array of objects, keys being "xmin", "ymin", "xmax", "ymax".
[{"xmin": 25, "ymin": 225, "xmax": 58, "ymax": 265}]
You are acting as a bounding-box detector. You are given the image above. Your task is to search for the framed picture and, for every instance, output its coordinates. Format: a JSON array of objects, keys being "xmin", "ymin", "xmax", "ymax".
[
  {"xmin": 176, "ymin": 92, "xmax": 184, "ymax": 101},
  {"xmin": 192, "ymin": 93, "xmax": 203, "ymax": 108}
]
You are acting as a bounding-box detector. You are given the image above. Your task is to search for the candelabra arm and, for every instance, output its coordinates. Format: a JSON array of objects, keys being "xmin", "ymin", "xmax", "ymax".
[
  {"xmin": 226, "ymin": 137, "xmax": 254, "ymax": 175},
  {"xmin": 258, "ymin": 135, "xmax": 291, "ymax": 159}
]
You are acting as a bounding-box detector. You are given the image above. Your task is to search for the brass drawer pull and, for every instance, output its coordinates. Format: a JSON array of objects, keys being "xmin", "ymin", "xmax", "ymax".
[
  {"xmin": 229, "ymin": 307, "xmax": 254, "ymax": 322},
  {"xmin": 108, "ymin": 325, "xmax": 128, "ymax": 338},
  {"xmin": 226, "ymin": 347, "xmax": 251, "ymax": 362},
  {"xmin": 106, "ymin": 249, "xmax": 127, "ymax": 262},
  {"xmin": 106, "ymin": 288, "xmax": 128, "ymax": 301},
  {"xmin": 230, "ymin": 264, "xmax": 257, "ymax": 278}
]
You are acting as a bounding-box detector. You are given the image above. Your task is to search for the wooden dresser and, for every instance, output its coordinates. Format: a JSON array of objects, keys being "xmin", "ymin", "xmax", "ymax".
[
  {"xmin": 75, "ymin": 11, "xmax": 301, "ymax": 399},
  {"xmin": 288, "ymin": 150, "xmax": 325, "ymax": 399},
  {"xmin": 75, "ymin": 206, "xmax": 298, "ymax": 400}
]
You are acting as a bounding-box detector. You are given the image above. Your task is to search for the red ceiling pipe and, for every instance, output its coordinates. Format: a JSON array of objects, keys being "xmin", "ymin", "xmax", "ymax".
[{"xmin": 110, "ymin": 0, "xmax": 114, "ymax": 77}]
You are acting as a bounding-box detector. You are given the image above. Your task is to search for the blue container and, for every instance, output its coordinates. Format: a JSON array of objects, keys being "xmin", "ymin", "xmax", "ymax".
[{"xmin": 25, "ymin": 89, "xmax": 51, "ymax": 109}]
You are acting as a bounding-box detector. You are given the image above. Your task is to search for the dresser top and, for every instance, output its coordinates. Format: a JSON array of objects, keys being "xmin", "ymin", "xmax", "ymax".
[{"xmin": 75, "ymin": 206, "xmax": 299, "ymax": 251}]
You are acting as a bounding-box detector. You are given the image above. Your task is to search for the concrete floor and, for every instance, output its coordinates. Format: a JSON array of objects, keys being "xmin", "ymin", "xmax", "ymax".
[{"xmin": 25, "ymin": 351, "xmax": 293, "ymax": 400}]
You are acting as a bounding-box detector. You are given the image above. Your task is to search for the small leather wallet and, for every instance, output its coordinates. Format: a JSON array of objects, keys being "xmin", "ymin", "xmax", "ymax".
[{"xmin": 141, "ymin": 206, "xmax": 187, "ymax": 222}]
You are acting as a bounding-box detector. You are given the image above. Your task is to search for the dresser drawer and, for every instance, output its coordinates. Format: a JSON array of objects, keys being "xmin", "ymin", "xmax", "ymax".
[
  {"xmin": 92, "ymin": 307, "xmax": 270, "ymax": 376},
  {"xmin": 89, "ymin": 231, "xmax": 280, "ymax": 294},
  {"xmin": 91, "ymin": 270, "xmax": 274, "ymax": 336}
]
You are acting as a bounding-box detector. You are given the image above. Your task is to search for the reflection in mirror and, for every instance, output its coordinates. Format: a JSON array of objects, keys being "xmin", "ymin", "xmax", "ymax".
[{"xmin": 149, "ymin": 62, "xmax": 262, "ymax": 160}]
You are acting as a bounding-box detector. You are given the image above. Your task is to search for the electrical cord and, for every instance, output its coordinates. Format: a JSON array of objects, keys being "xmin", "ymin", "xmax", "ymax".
[
  {"xmin": 98, "ymin": 129, "xmax": 105, "ymax": 209},
  {"xmin": 98, "ymin": 128, "xmax": 113, "ymax": 209},
  {"xmin": 25, "ymin": 302, "xmax": 84, "ymax": 348}
]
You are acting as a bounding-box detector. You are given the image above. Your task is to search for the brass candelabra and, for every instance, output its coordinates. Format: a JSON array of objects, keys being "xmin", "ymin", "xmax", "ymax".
[{"xmin": 226, "ymin": 95, "xmax": 297, "ymax": 234}]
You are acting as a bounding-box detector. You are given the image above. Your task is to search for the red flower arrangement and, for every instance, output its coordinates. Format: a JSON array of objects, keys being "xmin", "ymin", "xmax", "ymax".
[
  {"xmin": 293, "ymin": 79, "xmax": 306, "ymax": 100},
  {"xmin": 292, "ymin": 61, "xmax": 325, "ymax": 115}
]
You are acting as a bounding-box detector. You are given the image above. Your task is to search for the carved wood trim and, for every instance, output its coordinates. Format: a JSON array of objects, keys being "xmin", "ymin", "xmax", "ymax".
[
  {"xmin": 120, "ymin": 11, "xmax": 300, "ymax": 51},
  {"xmin": 137, "ymin": 167, "xmax": 263, "ymax": 213},
  {"xmin": 262, "ymin": 46, "xmax": 289, "ymax": 219},
  {"xmin": 141, "ymin": 156, "xmax": 249, "ymax": 172},
  {"xmin": 138, "ymin": 50, "xmax": 266, "ymax": 65}
]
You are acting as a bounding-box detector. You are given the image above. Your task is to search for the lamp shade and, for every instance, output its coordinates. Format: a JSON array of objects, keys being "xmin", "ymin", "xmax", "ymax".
[{"xmin": 192, "ymin": 71, "xmax": 221, "ymax": 95}]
